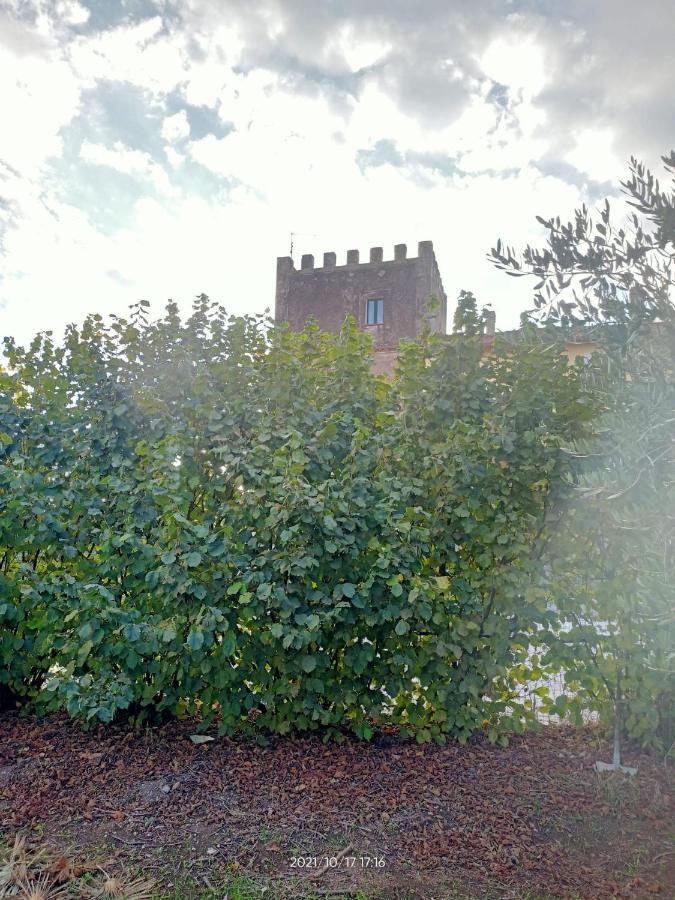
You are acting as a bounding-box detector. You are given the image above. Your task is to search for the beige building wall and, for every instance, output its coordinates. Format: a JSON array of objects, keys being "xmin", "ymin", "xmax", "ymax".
[
  {"xmin": 370, "ymin": 337, "xmax": 601, "ymax": 378},
  {"xmin": 562, "ymin": 341, "xmax": 599, "ymax": 363}
]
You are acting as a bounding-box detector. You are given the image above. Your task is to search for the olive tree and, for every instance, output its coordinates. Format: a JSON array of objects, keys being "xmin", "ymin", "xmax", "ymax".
[{"xmin": 490, "ymin": 151, "xmax": 675, "ymax": 758}]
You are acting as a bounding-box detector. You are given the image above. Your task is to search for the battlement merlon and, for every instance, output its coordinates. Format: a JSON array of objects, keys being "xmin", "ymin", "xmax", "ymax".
[
  {"xmin": 275, "ymin": 255, "xmax": 295, "ymax": 323},
  {"xmin": 275, "ymin": 242, "xmax": 442, "ymax": 273}
]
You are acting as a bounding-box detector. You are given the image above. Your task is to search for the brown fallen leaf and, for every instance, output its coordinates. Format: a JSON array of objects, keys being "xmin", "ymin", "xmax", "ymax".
[{"xmin": 48, "ymin": 855, "xmax": 81, "ymax": 882}]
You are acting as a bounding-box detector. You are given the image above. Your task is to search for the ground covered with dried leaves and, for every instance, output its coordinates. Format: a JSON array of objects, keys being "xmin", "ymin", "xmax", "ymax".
[{"xmin": 1, "ymin": 713, "xmax": 672, "ymax": 899}]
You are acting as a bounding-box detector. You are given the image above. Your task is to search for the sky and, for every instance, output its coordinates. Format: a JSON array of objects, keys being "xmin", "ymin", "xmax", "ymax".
[{"xmin": 1, "ymin": 0, "xmax": 673, "ymax": 347}]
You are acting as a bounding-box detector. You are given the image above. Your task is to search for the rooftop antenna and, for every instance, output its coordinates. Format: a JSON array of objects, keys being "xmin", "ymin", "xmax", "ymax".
[{"xmin": 289, "ymin": 231, "xmax": 318, "ymax": 262}]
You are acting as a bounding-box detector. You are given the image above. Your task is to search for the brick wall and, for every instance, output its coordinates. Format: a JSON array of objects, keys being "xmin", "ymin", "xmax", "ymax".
[{"xmin": 275, "ymin": 241, "xmax": 447, "ymax": 351}]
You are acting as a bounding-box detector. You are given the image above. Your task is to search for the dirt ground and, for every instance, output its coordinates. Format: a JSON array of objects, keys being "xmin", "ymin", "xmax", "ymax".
[{"xmin": 1, "ymin": 712, "xmax": 672, "ymax": 899}]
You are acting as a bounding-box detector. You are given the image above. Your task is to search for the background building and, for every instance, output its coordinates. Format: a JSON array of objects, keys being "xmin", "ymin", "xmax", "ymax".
[
  {"xmin": 275, "ymin": 240, "xmax": 611, "ymax": 373},
  {"xmin": 275, "ymin": 241, "xmax": 447, "ymax": 374}
]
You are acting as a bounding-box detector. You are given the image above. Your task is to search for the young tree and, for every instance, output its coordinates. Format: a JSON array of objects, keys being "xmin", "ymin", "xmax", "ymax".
[
  {"xmin": 490, "ymin": 152, "xmax": 675, "ymax": 760},
  {"xmin": 452, "ymin": 290, "xmax": 492, "ymax": 336}
]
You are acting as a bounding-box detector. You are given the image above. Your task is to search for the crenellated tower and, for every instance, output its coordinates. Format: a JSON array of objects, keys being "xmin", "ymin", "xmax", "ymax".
[{"xmin": 275, "ymin": 241, "xmax": 447, "ymax": 373}]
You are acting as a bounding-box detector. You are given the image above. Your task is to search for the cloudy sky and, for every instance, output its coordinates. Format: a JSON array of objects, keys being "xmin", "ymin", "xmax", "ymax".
[{"xmin": 1, "ymin": 0, "xmax": 672, "ymax": 346}]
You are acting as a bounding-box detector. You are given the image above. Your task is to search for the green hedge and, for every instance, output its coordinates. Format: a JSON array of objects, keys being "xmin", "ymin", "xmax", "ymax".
[{"xmin": 0, "ymin": 298, "xmax": 592, "ymax": 741}]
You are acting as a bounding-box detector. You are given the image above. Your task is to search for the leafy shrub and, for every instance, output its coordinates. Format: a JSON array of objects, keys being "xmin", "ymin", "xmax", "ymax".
[{"xmin": 0, "ymin": 298, "xmax": 593, "ymax": 741}]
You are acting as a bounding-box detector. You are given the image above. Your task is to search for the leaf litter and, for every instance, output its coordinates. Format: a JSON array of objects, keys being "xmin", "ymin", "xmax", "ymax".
[{"xmin": 0, "ymin": 713, "xmax": 672, "ymax": 899}]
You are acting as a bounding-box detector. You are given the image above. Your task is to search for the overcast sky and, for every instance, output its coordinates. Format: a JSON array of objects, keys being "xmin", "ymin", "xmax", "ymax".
[{"xmin": 1, "ymin": 0, "xmax": 673, "ymax": 346}]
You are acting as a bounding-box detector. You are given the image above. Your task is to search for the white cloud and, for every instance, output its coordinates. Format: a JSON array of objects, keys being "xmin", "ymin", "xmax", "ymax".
[
  {"xmin": 479, "ymin": 34, "xmax": 549, "ymax": 97},
  {"xmin": 162, "ymin": 110, "xmax": 190, "ymax": 142},
  {"xmin": 53, "ymin": 1, "xmax": 90, "ymax": 26},
  {"xmin": 565, "ymin": 127, "xmax": 624, "ymax": 183},
  {"xmin": 330, "ymin": 24, "xmax": 392, "ymax": 72},
  {"xmin": 164, "ymin": 145, "xmax": 185, "ymax": 169},
  {"xmin": 0, "ymin": 22, "xmax": 80, "ymax": 175},
  {"xmin": 181, "ymin": 25, "xmax": 245, "ymax": 108},
  {"xmin": 79, "ymin": 140, "xmax": 175, "ymax": 194},
  {"xmin": 68, "ymin": 16, "xmax": 186, "ymax": 94},
  {"xmin": 189, "ymin": 73, "xmax": 351, "ymax": 197}
]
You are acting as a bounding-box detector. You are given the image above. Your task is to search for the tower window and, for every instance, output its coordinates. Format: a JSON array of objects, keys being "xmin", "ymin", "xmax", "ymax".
[{"xmin": 367, "ymin": 298, "xmax": 384, "ymax": 325}]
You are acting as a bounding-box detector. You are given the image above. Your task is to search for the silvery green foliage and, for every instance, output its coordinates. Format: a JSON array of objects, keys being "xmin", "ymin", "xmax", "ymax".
[{"xmin": 491, "ymin": 151, "xmax": 675, "ymax": 750}]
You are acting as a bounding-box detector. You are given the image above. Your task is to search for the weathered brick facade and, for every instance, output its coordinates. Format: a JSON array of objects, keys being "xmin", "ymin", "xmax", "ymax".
[{"xmin": 275, "ymin": 242, "xmax": 447, "ymax": 354}]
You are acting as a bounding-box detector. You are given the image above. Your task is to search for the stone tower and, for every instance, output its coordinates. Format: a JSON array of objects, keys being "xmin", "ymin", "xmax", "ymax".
[{"xmin": 275, "ymin": 241, "xmax": 447, "ymax": 374}]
